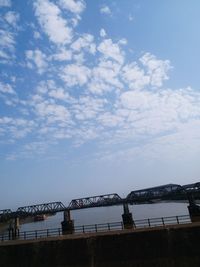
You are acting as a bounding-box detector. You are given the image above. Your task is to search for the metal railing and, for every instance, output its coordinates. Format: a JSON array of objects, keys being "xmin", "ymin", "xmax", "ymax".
[{"xmin": 0, "ymin": 214, "xmax": 191, "ymax": 242}]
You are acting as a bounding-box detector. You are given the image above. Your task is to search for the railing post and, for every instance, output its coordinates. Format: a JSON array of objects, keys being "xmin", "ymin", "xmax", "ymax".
[
  {"xmin": 47, "ymin": 229, "xmax": 49, "ymax": 237},
  {"xmin": 82, "ymin": 225, "xmax": 85, "ymax": 233},
  {"xmin": 161, "ymin": 217, "xmax": 165, "ymax": 226},
  {"xmin": 108, "ymin": 223, "xmax": 110, "ymax": 231},
  {"xmin": 95, "ymin": 224, "xmax": 97, "ymax": 232},
  {"xmin": 8, "ymin": 229, "xmax": 11, "ymax": 240},
  {"xmin": 35, "ymin": 231, "xmax": 37, "ymax": 239},
  {"xmin": 176, "ymin": 216, "xmax": 179, "ymax": 224},
  {"xmin": 148, "ymin": 219, "xmax": 151, "ymax": 227}
]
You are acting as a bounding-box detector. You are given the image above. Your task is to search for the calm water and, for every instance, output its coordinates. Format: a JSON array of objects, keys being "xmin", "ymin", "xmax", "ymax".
[{"xmin": 20, "ymin": 202, "xmax": 189, "ymax": 232}]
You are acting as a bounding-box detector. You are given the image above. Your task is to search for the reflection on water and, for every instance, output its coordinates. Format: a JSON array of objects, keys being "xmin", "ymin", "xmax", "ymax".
[{"xmin": 20, "ymin": 202, "xmax": 189, "ymax": 232}]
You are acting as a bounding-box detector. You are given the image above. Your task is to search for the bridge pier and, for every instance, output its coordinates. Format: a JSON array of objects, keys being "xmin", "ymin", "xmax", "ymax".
[
  {"xmin": 61, "ymin": 210, "xmax": 74, "ymax": 235},
  {"xmin": 8, "ymin": 217, "xmax": 20, "ymax": 240},
  {"xmin": 187, "ymin": 194, "xmax": 200, "ymax": 222},
  {"xmin": 122, "ymin": 203, "xmax": 134, "ymax": 229}
]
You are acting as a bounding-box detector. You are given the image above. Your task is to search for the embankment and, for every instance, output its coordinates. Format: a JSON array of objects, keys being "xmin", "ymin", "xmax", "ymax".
[{"xmin": 0, "ymin": 223, "xmax": 200, "ymax": 267}]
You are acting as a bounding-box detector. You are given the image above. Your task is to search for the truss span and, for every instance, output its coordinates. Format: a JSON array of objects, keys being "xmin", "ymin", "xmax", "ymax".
[
  {"xmin": 126, "ymin": 183, "xmax": 200, "ymax": 203},
  {"xmin": 0, "ymin": 209, "xmax": 12, "ymax": 216},
  {"xmin": 68, "ymin": 193, "xmax": 123, "ymax": 210},
  {"xmin": 16, "ymin": 201, "xmax": 67, "ymax": 216}
]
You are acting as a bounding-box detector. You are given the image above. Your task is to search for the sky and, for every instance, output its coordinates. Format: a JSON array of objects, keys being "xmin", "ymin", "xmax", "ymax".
[{"xmin": 0, "ymin": 0, "xmax": 200, "ymax": 210}]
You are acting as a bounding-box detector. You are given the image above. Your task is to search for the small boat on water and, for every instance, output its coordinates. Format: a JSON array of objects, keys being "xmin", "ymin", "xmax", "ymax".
[{"xmin": 34, "ymin": 215, "xmax": 46, "ymax": 222}]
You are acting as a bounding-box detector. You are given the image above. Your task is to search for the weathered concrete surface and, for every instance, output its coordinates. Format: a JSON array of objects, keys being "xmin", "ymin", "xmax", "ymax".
[{"xmin": 0, "ymin": 223, "xmax": 200, "ymax": 267}]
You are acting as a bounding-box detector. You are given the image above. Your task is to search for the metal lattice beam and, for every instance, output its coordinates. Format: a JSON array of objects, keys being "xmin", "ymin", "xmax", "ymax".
[
  {"xmin": 126, "ymin": 183, "xmax": 200, "ymax": 204},
  {"xmin": 16, "ymin": 202, "xmax": 66, "ymax": 216},
  {"xmin": 68, "ymin": 193, "xmax": 123, "ymax": 210},
  {"xmin": 0, "ymin": 209, "xmax": 12, "ymax": 216},
  {"xmin": 0, "ymin": 209, "xmax": 12, "ymax": 222}
]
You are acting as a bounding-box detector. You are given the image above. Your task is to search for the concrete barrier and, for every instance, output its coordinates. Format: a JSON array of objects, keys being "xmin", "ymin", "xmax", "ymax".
[{"xmin": 0, "ymin": 223, "xmax": 200, "ymax": 267}]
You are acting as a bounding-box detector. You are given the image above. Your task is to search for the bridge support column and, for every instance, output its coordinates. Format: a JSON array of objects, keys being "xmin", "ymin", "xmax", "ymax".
[
  {"xmin": 122, "ymin": 203, "xmax": 134, "ymax": 229},
  {"xmin": 8, "ymin": 217, "xmax": 19, "ymax": 240},
  {"xmin": 187, "ymin": 194, "xmax": 200, "ymax": 222},
  {"xmin": 61, "ymin": 210, "xmax": 74, "ymax": 235}
]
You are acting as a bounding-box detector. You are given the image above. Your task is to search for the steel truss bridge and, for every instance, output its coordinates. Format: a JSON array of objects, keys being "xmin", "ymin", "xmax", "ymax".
[{"xmin": 0, "ymin": 182, "xmax": 200, "ymax": 222}]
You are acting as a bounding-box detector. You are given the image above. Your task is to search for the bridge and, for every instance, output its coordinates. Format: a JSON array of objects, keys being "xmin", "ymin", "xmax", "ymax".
[
  {"xmin": 0, "ymin": 182, "xmax": 200, "ymax": 222},
  {"xmin": 1, "ymin": 181, "xmax": 200, "ymax": 236}
]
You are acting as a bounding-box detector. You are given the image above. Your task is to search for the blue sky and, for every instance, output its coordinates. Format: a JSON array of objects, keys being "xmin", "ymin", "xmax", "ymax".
[{"xmin": 1, "ymin": 0, "xmax": 200, "ymax": 209}]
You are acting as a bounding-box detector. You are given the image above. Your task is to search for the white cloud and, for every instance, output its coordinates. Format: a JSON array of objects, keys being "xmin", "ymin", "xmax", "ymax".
[
  {"xmin": 88, "ymin": 59, "xmax": 123, "ymax": 94},
  {"xmin": 0, "ymin": 50, "xmax": 10, "ymax": 60},
  {"xmin": 58, "ymin": 0, "xmax": 85, "ymax": 14},
  {"xmin": 121, "ymin": 53, "xmax": 172, "ymax": 90},
  {"xmin": 4, "ymin": 11, "xmax": 19, "ymax": 28},
  {"xmin": 118, "ymin": 38, "xmax": 127, "ymax": 45},
  {"xmin": 0, "ymin": 81, "xmax": 15, "ymax": 94},
  {"xmin": 140, "ymin": 53, "xmax": 172, "ymax": 87},
  {"xmin": 25, "ymin": 49, "xmax": 48, "ymax": 74},
  {"xmin": 100, "ymin": 28, "xmax": 106, "ymax": 38},
  {"xmin": 0, "ymin": 29, "xmax": 15, "ymax": 49},
  {"xmin": 60, "ymin": 64, "xmax": 91, "ymax": 86},
  {"xmin": 73, "ymin": 96, "xmax": 106, "ymax": 120},
  {"xmin": 51, "ymin": 48, "xmax": 72, "ymax": 61},
  {"xmin": 0, "ymin": 29, "xmax": 15, "ymax": 62},
  {"xmin": 122, "ymin": 63, "xmax": 150, "ymax": 90},
  {"xmin": 128, "ymin": 14, "xmax": 134, "ymax": 21},
  {"xmin": 35, "ymin": 101, "xmax": 71, "ymax": 123},
  {"xmin": 71, "ymin": 34, "xmax": 96, "ymax": 54},
  {"xmin": 98, "ymin": 112, "xmax": 124, "ymax": 127},
  {"xmin": 35, "ymin": 80, "xmax": 74, "ymax": 102},
  {"xmin": 34, "ymin": 0, "xmax": 73, "ymax": 45},
  {"xmin": 0, "ymin": 0, "xmax": 11, "ymax": 7},
  {"xmin": 0, "ymin": 117, "xmax": 36, "ymax": 140},
  {"xmin": 100, "ymin": 5, "xmax": 111, "ymax": 16},
  {"xmin": 33, "ymin": 31, "xmax": 41, "ymax": 39},
  {"xmin": 48, "ymin": 88, "xmax": 71, "ymax": 101},
  {"xmin": 98, "ymin": 39, "xmax": 124, "ymax": 64},
  {"xmin": 24, "ymin": 141, "xmax": 47, "ymax": 154},
  {"xmin": 1, "ymin": 0, "xmax": 199, "ymax": 167}
]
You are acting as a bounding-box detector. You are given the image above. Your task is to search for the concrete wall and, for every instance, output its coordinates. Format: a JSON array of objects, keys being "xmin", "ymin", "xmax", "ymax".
[{"xmin": 0, "ymin": 223, "xmax": 200, "ymax": 267}]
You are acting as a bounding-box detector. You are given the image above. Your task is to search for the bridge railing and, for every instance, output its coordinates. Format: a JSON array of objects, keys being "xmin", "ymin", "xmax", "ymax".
[{"xmin": 0, "ymin": 214, "xmax": 191, "ymax": 242}]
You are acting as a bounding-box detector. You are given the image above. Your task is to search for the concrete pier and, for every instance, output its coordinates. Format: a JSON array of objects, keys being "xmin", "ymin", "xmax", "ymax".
[
  {"xmin": 61, "ymin": 210, "xmax": 74, "ymax": 235},
  {"xmin": 122, "ymin": 202, "xmax": 134, "ymax": 229},
  {"xmin": 187, "ymin": 194, "xmax": 200, "ymax": 222}
]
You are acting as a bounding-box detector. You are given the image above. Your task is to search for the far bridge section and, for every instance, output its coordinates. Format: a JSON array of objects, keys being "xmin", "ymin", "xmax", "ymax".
[
  {"xmin": 126, "ymin": 182, "xmax": 200, "ymax": 204},
  {"xmin": 68, "ymin": 193, "xmax": 123, "ymax": 210},
  {"xmin": 0, "ymin": 209, "xmax": 12, "ymax": 222}
]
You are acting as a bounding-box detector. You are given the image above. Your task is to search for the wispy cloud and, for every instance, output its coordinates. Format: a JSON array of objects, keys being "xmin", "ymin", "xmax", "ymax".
[
  {"xmin": 34, "ymin": 0, "xmax": 73, "ymax": 45},
  {"xmin": 100, "ymin": 5, "xmax": 112, "ymax": 16},
  {"xmin": 4, "ymin": 11, "xmax": 19, "ymax": 28},
  {"xmin": 1, "ymin": 0, "xmax": 200, "ymax": 165},
  {"xmin": 58, "ymin": 0, "xmax": 85, "ymax": 14},
  {"xmin": 0, "ymin": 0, "xmax": 11, "ymax": 7},
  {"xmin": 25, "ymin": 49, "xmax": 48, "ymax": 74}
]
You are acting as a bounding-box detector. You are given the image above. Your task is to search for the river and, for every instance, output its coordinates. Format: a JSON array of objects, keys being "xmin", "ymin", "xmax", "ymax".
[{"xmin": 19, "ymin": 202, "xmax": 189, "ymax": 232}]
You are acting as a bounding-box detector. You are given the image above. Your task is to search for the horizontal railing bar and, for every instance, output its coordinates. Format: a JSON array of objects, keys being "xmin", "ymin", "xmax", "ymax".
[{"xmin": 0, "ymin": 214, "xmax": 191, "ymax": 242}]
